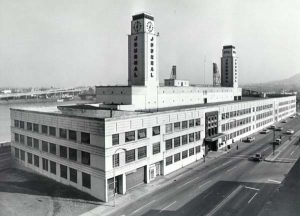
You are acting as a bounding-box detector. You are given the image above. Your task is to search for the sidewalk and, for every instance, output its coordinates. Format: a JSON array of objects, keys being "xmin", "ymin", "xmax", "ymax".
[
  {"xmin": 81, "ymin": 150, "xmax": 230, "ymax": 216},
  {"xmin": 265, "ymin": 130, "xmax": 300, "ymax": 163}
]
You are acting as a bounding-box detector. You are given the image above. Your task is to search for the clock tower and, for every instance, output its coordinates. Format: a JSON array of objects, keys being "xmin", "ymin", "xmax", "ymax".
[{"xmin": 128, "ymin": 13, "xmax": 159, "ymax": 87}]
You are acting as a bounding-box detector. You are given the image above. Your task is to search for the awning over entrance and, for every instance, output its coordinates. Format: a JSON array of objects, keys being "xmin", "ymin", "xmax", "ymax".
[{"xmin": 205, "ymin": 133, "xmax": 226, "ymax": 142}]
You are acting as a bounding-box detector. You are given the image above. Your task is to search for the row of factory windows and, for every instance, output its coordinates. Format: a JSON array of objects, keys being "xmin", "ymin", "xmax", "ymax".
[
  {"xmin": 221, "ymin": 116, "xmax": 252, "ymax": 132},
  {"xmin": 256, "ymin": 118, "xmax": 273, "ymax": 128},
  {"xmin": 14, "ymin": 147, "xmax": 91, "ymax": 189},
  {"xmin": 14, "ymin": 120, "xmax": 91, "ymax": 144},
  {"xmin": 113, "ymin": 146, "xmax": 147, "ymax": 167},
  {"xmin": 112, "ymin": 118, "xmax": 201, "ymax": 145},
  {"xmin": 165, "ymin": 131, "xmax": 201, "ymax": 150},
  {"xmin": 14, "ymin": 133, "xmax": 90, "ymax": 166},
  {"xmin": 279, "ymin": 105, "xmax": 295, "ymax": 113},
  {"xmin": 165, "ymin": 146, "xmax": 201, "ymax": 166},
  {"xmin": 221, "ymin": 108, "xmax": 251, "ymax": 120},
  {"xmin": 256, "ymin": 111, "xmax": 273, "ymax": 121},
  {"xmin": 279, "ymin": 100, "xmax": 295, "ymax": 106},
  {"xmin": 256, "ymin": 104, "xmax": 273, "ymax": 112},
  {"xmin": 224, "ymin": 126, "xmax": 252, "ymax": 141}
]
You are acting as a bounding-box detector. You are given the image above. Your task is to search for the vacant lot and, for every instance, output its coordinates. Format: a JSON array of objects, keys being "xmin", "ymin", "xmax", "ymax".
[{"xmin": 0, "ymin": 168, "xmax": 101, "ymax": 216}]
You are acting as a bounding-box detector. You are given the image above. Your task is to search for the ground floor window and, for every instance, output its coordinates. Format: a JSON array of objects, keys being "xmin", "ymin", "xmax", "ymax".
[
  {"xmin": 42, "ymin": 158, "xmax": 48, "ymax": 171},
  {"xmin": 69, "ymin": 168, "xmax": 77, "ymax": 183},
  {"xmin": 166, "ymin": 156, "xmax": 173, "ymax": 166},
  {"xmin": 174, "ymin": 153, "xmax": 181, "ymax": 162},
  {"xmin": 20, "ymin": 150, "xmax": 25, "ymax": 161},
  {"xmin": 34, "ymin": 155, "xmax": 39, "ymax": 167},
  {"xmin": 60, "ymin": 164, "xmax": 67, "ymax": 179},
  {"xmin": 182, "ymin": 150, "xmax": 188, "ymax": 159},
  {"xmin": 27, "ymin": 152, "xmax": 32, "ymax": 164},
  {"xmin": 82, "ymin": 172, "xmax": 91, "ymax": 189},
  {"xmin": 50, "ymin": 161, "xmax": 56, "ymax": 174}
]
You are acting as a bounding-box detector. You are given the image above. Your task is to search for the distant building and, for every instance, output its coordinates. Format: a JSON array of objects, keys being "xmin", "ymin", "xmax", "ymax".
[
  {"xmin": 1, "ymin": 89, "xmax": 11, "ymax": 94},
  {"xmin": 10, "ymin": 13, "xmax": 296, "ymax": 202},
  {"xmin": 221, "ymin": 45, "xmax": 238, "ymax": 88}
]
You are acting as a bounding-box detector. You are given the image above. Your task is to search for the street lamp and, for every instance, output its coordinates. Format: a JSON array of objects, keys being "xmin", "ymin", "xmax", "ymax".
[{"xmin": 113, "ymin": 147, "xmax": 126, "ymax": 207}]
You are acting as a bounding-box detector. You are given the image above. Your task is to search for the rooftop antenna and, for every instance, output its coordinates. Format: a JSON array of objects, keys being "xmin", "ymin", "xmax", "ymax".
[
  {"xmin": 170, "ymin": 65, "xmax": 176, "ymax": 79},
  {"xmin": 203, "ymin": 56, "xmax": 206, "ymax": 85}
]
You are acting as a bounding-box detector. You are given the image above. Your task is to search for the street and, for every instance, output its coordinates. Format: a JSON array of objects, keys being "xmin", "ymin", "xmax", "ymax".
[{"xmin": 109, "ymin": 116, "xmax": 300, "ymax": 216}]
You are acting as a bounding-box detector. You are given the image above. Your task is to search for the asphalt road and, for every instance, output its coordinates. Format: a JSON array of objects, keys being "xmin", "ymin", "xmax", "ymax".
[{"xmin": 111, "ymin": 116, "xmax": 300, "ymax": 216}]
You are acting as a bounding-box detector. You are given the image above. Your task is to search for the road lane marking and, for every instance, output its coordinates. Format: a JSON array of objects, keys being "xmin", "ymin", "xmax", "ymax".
[
  {"xmin": 132, "ymin": 200, "xmax": 156, "ymax": 214},
  {"xmin": 248, "ymin": 192, "xmax": 258, "ymax": 204},
  {"xmin": 159, "ymin": 201, "xmax": 176, "ymax": 213},
  {"xmin": 177, "ymin": 177, "xmax": 199, "ymax": 189},
  {"xmin": 244, "ymin": 186, "xmax": 260, "ymax": 191},
  {"xmin": 205, "ymin": 185, "xmax": 243, "ymax": 216},
  {"xmin": 290, "ymin": 150, "xmax": 295, "ymax": 156},
  {"xmin": 225, "ymin": 166, "xmax": 236, "ymax": 173},
  {"xmin": 199, "ymin": 180, "xmax": 212, "ymax": 189},
  {"xmin": 262, "ymin": 146, "xmax": 271, "ymax": 152},
  {"xmin": 268, "ymin": 179, "xmax": 281, "ymax": 184}
]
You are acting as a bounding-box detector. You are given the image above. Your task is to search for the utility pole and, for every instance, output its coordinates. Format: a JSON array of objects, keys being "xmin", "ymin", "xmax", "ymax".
[
  {"xmin": 272, "ymin": 129, "xmax": 276, "ymax": 155},
  {"xmin": 203, "ymin": 56, "xmax": 206, "ymax": 85}
]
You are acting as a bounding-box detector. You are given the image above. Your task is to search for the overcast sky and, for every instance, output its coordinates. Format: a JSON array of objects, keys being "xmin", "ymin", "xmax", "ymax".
[{"xmin": 0, "ymin": 0, "xmax": 300, "ymax": 88}]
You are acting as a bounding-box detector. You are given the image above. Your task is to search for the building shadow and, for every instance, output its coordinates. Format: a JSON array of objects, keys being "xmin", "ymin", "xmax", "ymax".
[{"xmin": 0, "ymin": 168, "xmax": 101, "ymax": 203}]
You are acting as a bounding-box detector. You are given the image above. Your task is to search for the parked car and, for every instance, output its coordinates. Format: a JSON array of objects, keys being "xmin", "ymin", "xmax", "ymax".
[
  {"xmin": 260, "ymin": 129, "xmax": 270, "ymax": 134},
  {"xmin": 286, "ymin": 129, "xmax": 294, "ymax": 135},
  {"xmin": 249, "ymin": 153, "xmax": 263, "ymax": 162},
  {"xmin": 275, "ymin": 138, "xmax": 282, "ymax": 144},
  {"xmin": 276, "ymin": 127, "xmax": 283, "ymax": 131},
  {"xmin": 244, "ymin": 136, "xmax": 255, "ymax": 142},
  {"xmin": 290, "ymin": 115, "xmax": 296, "ymax": 118},
  {"xmin": 281, "ymin": 119, "xmax": 287, "ymax": 123},
  {"xmin": 269, "ymin": 125, "xmax": 276, "ymax": 129}
]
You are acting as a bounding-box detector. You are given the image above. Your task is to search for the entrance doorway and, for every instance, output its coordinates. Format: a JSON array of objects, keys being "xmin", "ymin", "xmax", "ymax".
[{"xmin": 205, "ymin": 140, "xmax": 218, "ymax": 152}]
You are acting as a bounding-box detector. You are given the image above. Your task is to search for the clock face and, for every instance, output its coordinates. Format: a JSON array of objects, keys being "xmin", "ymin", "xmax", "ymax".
[
  {"xmin": 146, "ymin": 21, "xmax": 153, "ymax": 32},
  {"xmin": 133, "ymin": 21, "xmax": 142, "ymax": 33}
]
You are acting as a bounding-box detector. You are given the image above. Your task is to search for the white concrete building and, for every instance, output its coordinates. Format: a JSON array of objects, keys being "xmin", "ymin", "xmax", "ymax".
[{"xmin": 10, "ymin": 13, "xmax": 296, "ymax": 202}]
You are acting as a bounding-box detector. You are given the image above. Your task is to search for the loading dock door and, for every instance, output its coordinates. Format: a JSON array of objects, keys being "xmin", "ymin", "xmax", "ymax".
[{"xmin": 126, "ymin": 167, "xmax": 145, "ymax": 190}]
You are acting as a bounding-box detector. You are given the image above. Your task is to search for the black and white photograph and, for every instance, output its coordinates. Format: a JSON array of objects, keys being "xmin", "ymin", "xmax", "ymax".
[{"xmin": 1, "ymin": 0, "xmax": 300, "ymax": 215}]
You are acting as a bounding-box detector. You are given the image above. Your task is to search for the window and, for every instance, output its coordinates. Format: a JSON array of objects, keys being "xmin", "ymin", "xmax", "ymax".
[
  {"xmin": 81, "ymin": 151, "xmax": 90, "ymax": 165},
  {"xmin": 174, "ymin": 153, "xmax": 181, "ymax": 162},
  {"xmin": 42, "ymin": 141, "xmax": 48, "ymax": 152},
  {"xmin": 189, "ymin": 119, "xmax": 195, "ymax": 127},
  {"xmin": 189, "ymin": 148, "xmax": 195, "ymax": 156},
  {"xmin": 14, "ymin": 133, "xmax": 19, "ymax": 142},
  {"xmin": 42, "ymin": 158, "xmax": 48, "ymax": 171},
  {"xmin": 60, "ymin": 164, "xmax": 67, "ymax": 179},
  {"xmin": 27, "ymin": 152, "xmax": 32, "ymax": 164},
  {"xmin": 14, "ymin": 147, "xmax": 19, "ymax": 158},
  {"xmin": 113, "ymin": 153, "xmax": 119, "ymax": 167},
  {"xmin": 50, "ymin": 161, "xmax": 56, "ymax": 174},
  {"xmin": 196, "ymin": 145, "xmax": 201, "ymax": 153},
  {"xmin": 125, "ymin": 131, "xmax": 135, "ymax": 142},
  {"xmin": 195, "ymin": 131, "xmax": 201, "ymax": 141},
  {"xmin": 81, "ymin": 132, "xmax": 90, "ymax": 144},
  {"xmin": 20, "ymin": 150, "xmax": 25, "ymax": 161},
  {"xmin": 166, "ymin": 156, "xmax": 173, "ymax": 166},
  {"xmin": 126, "ymin": 149, "xmax": 135, "ymax": 163},
  {"xmin": 33, "ymin": 123, "xmax": 39, "ymax": 133},
  {"xmin": 174, "ymin": 137, "xmax": 181, "ymax": 148},
  {"xmin": 69, "ymin": 148, "xmax": 77, "ymax": 161},
  {"xmin": 49, "ymin": 126, "xmax": 56, "ymax": 136},
  {"xmin": 20, "ymin": 121, "xmax": 24, "ymax": 129},
  {"xmin": 138, "ymin": 146, "xmax": 147, "ymax": 159},
  {"xmin": 182, "ymin": 135, "xmax": 188, "ymax": 145},
  {"xmin": 196, "ymin": 118, "xmax": 201, "ymax": 126},
  {"xmin": 34, "ymin": 155, "xmax": 39, "ymax": 167},
  {"xmin": 152, "ymin": 142, "xmax": 160, "ymax": 154},
  {"xmin": 14, "ymin": 120, "xmax": 19, "ymax": 128},
  {"xmin": 60, "ymin": 146, "xmax": 67, "ymax": 158},
  {"xmin": 174, "ymin": 122, "xmax": 181, "ymax": 131},
  {"xmin": 41, "ymin": 125, "xmax": 48, "ymax": 134},
  {"xmin": 189, "ymin": 133, "xmax": 194, "ymax": 142},
  {"xmin": 165, "ymin": 123, "xmax": 173, "ymax": 133},
  {"xmin": 165, "ymin": 139, "xmax": 172, "ymax": 150},
  {"xmin": 27, "ymin": 137, "xmax": 32, "ymax": 147},
  {"xmin": 82, "ymin": 172, "xmax": 91, "ymax": 189},
  {"xmin": 27, "ymin": 122, "xmax": 32, "ymax": 131},
  {"xmin": 152, "ymin": 126, "xmax": 160, "ymax": 136},
  {"xmin": 112, "ymin": 134, "xmax": 119, "ymax": 145},
  {"xmin": 33, "ymin": 139, "xmax": 39, "ymax": 149},
  {"xmin": 59, "ymin": 128, "xmax": 67, "ymax": 139},
  {"xmin": 138, "ymin": 129, "xmax": 147, "ymax": 139},
  {"xmin": 70, "ymin": 168, "xmax": 77, "ymax": 183},
  {"xmin": 69, "ymin": 130, "xmax": 77, "ymax": 141},
  {"xmin": 49, "ymin": 143, "xmax": 56, "ymax": 155},
  {"xmin": 182, "ymin": 121, "xmax": 188, "ymax": 129},
  {"xmin": 182, "ymin": 150, "xmax": 188, "ymax": 159},
  {"xmin": 20, "ymin": 135, "xmax": 25, "ymax": 144}
]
